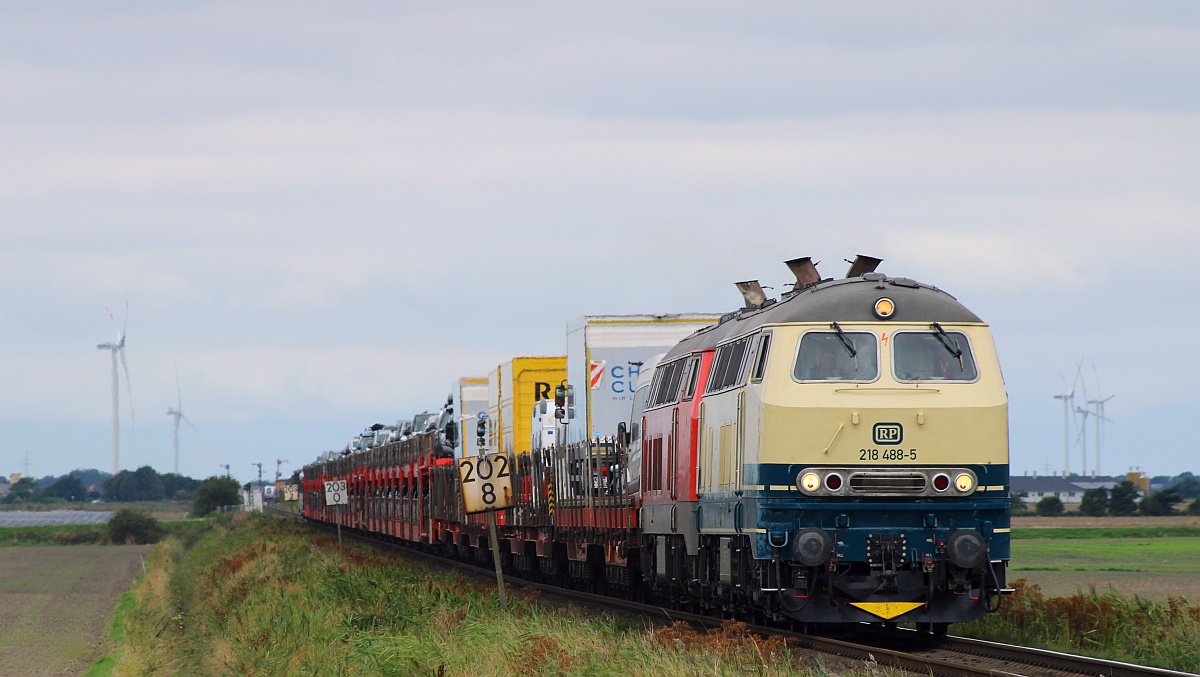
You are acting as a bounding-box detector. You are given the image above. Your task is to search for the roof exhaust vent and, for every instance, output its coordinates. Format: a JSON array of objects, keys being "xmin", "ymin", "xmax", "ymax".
[
  {"xmin": 735, "ymin": 280, "xmax": 767, "ymax": 309},
  {"xmin": 784, "ymin": 257, "xmax": 822, "ymax": 289},
  {"xmin": 845, "ymin": 255, "xmax": 882, "ymax": 278}
]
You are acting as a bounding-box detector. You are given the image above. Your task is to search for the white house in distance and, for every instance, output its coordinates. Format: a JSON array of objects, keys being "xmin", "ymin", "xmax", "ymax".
[{"xmin": 1011, "ymin": 471, "xmax": 1149, "ymax": 505}]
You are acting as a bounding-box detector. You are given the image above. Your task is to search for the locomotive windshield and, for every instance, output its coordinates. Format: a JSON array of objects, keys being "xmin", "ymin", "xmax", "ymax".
[
  {"xmin": 893, "ymin": 330, "xmax": 978, "ymax": 381},
  {"xmin": 794, "ymin": 331, "xmax": 879, "ymax": 381}
]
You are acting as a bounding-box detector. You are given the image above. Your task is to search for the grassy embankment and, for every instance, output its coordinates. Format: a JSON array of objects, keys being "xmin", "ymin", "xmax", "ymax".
[
  {"xmin": 953, "ymin": 525, "xmax": 1200, "ymax": 672},
  {"xmin": 96, "ymin": 514, "xmax": 897, "ymax": 677},
  {"xmin": 0, "ymin": 520, "xmax": 214, "ymax": 546}
]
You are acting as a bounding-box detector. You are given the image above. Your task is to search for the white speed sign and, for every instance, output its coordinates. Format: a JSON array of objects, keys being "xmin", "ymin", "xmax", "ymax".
[
  {"xmin": 323, "ymin": 480, "xmax": 348, "ymax": 506},
  {"xmin": 458, "ymin": 453, "xmax": 514, "ymax": 513}
]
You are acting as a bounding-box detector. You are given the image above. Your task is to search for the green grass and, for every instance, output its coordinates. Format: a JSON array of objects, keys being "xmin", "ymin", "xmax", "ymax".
[
  {"xmin": 956, "ymin": 580, "xmax": 1200, "ymax": 672},
  {"xmin": 82, "ymin": 588, "xmax": 140, "ymax": 677},
  {"xmin": 1011, "ymin": 537, "xmax": 1200, "ymax": 574},
  {"xmin": 107, "ymin": 514, "xmax": 898, "ymax": 677},
  {"xmin": 1011, "ymin": 525, "xmax": 1200, "ymax": 539}
]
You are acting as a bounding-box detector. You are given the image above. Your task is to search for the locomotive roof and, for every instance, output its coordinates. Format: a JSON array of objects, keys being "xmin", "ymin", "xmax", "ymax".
[{"xmin": 664, "ymin": 272, "xmax": 983, "ymax": 360}]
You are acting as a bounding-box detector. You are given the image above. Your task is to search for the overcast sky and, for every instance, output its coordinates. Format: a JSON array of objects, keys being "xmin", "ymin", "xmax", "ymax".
[{"xmin": 2, "ymin": 2, "xmax": 1198, "ymax": 484}]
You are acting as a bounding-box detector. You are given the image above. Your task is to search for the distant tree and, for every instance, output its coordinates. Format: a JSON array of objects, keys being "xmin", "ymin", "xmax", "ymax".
[
  {"xmin": 160, "ymin": 473, "xmax": 201, "ymax": 501},
  {"xmin": 1139, "ymin": 486, "xmax": 1184, "ymax": 516},
  {"xmin": 1035, "ymin": 495, "xmax": 1065, "ymax": 516},
  {"xmin": 192, "ymin": 476, "xmax": 242, "ymax": 517},
  {"xmin": 42, "ymin": 475, "xmax": 87, "ymax": 502},
  {"xmin": 9, "ymin": 477, "xmax": 37, "ymax": 501},
  {"xmin": 69, "ymin": 469, "xmax": 111, "ymax": 493},
  {"xmin": 1167, "ymin": 473, "xmax": 1200, "ymax": 500},
  {"xmin": 107, "ymin": 508, "xmax": 162, "ymax": 544},
  {"xmin": 1186, "ymin": 498, "xmax": 1200, "ymax": 516},
  {"xmin": 102, "ymin": 466, "xmax": 166, "ymax": 502},
  {"xmin": 1079, "ymin": 487, "xmax": 1109, "ymax": 517},
  {"xmin": 1010, "ymin": 490, "xmax": 1030, "ymax": 514},
  {"xmin": 1108, "ymin": 481, "xmax": 1140, "ymax": 516}
]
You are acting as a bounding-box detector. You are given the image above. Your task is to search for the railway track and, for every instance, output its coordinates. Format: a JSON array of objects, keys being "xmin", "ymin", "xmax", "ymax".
[{"xmin": 272, "ymin": 509, "xmax": 1197, "ymax": 677}]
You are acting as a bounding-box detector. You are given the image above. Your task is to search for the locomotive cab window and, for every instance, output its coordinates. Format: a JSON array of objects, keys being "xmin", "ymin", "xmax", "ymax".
[
  {"xmin": 893, "ymin": 329, "xmax": 979, "ymax": 382},
  {"xmin": 793, "ymin": 331, "xmax": 879, "ymax": 382},
  {"xmin": 704, "ymin": 335, "xmax": 753, "ymax": 394}
]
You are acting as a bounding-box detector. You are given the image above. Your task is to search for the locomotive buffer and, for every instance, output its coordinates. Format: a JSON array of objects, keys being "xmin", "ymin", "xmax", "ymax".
[{"xmin": 458, "ymin": 451, "xmax": 516, "ymax": 608}]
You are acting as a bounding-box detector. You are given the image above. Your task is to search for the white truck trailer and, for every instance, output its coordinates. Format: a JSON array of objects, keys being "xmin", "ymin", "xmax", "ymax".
[{"xmin": 563, "ymin": 314, "xmax": 720, "ymax": 445}]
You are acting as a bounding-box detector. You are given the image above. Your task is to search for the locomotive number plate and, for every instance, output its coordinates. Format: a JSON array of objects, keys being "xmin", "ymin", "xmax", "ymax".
[
  {"xmin": 459, "ymin": 453, "xmax": 515, "ymax": 514},
  {"xmin": 858, "ymin": 448, "xmax": 918, "ymax": 462}
]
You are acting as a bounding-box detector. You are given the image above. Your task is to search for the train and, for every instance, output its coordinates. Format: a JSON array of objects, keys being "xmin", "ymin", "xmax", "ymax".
[{"xmin": 301, "ymin": 255, "xmax": 1012, "ymax": 633}]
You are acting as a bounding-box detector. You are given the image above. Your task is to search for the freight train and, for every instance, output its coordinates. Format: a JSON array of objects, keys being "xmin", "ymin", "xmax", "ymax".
[{"xmin": 301, "ymin": 256, "xmax": 1012, "ymax": 632}]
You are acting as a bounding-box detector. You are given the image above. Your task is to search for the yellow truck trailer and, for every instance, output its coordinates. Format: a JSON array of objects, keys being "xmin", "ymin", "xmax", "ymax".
[{"xmin": 485, "ymin": 356, "xmax": 567, "ymax": 457}]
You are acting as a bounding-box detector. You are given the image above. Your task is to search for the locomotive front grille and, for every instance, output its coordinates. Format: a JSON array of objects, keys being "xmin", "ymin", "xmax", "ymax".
[{"xmin": 848, "ymin": 472, "xmax": 928, "ymax": 495}]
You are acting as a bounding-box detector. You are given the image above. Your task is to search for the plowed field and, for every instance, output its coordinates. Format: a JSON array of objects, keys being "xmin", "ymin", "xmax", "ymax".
[{"xmin": 0, "ymin": 545, "xmax": 154, "ymax": 677}]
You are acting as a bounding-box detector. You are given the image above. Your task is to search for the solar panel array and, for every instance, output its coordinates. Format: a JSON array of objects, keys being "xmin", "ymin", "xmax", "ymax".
[{"xmin": 0, "ymin": 510, "xmax": 113, "ymax": 527}]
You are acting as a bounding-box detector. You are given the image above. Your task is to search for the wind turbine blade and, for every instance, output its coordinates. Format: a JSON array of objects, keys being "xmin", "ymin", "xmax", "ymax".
[
  {"xmin": 182, "ymin": 414, "xmax": 197, "ymax": 430},
  {"xmin": 119, "ymin": 348, "xmax": 134, "ymax": 421}
]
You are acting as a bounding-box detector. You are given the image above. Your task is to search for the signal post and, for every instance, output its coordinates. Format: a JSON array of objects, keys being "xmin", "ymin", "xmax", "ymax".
[{"xmin": 460, "ymin": 415, "xmax": 514, "ymax": 608}]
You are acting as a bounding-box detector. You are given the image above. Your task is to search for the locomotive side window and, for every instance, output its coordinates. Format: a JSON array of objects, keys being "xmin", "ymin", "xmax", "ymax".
[
  {"xmin": 750, "ymin": 332, "xmax": 772, "ymax": 383},
  {"xmin": 793, "ymin": 331, "xmax": 879, "ymax": 382},
  {"xmin": 648, "ymin": 358, "xmax": 688, "ymax": 408},
  {"xmin": 893, "ymin": 330, "xmax": 979, "ymax": 381},
  {"xmin": 705, "ymin": 335, "xmax": 753, "ymax": 393},
  {"xmin": 682, "ymin": 356, "xmax": 702, "ymax": 399}
]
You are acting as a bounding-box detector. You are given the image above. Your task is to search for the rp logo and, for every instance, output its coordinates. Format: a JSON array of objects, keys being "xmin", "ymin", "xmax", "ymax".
[{"xmin": 873, "ymin": 422, "xmax": 903, "ymax": 445}]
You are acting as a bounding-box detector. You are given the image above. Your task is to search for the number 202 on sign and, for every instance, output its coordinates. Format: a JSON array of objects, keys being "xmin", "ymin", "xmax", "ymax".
[{"xmin": 458, "ymin": 453, "xmax": 514, "ymax": 513}]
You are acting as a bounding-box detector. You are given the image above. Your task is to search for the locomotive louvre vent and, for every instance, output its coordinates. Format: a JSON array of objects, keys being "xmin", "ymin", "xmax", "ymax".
[{"xmin": 848, "ymin": 471, "xmax": 928, "ymax": 495}]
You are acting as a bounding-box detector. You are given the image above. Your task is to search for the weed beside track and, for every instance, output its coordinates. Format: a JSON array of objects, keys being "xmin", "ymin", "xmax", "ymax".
[
  {"xmin": 954, "ymin": 579, "xmax": 1200, "ymax": 672},
  {"xmin": 104, "ymin": 514, "xmax": 894, "ymax": 676}
]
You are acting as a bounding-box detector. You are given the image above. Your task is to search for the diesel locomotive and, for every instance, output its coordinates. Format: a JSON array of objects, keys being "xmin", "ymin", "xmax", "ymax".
[{"xmin": 301, "ymin": 255, "xmax": 1012, "ymax": 632}]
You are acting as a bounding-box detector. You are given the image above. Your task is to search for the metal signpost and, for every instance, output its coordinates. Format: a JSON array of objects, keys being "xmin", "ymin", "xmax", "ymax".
[
  {"xmin": 458, "ymin": 452, "xmax": 514, "ymax": 608},
  {"xmin": 324, "ymin": 479, "xmax": 348, "ymax": 546}
]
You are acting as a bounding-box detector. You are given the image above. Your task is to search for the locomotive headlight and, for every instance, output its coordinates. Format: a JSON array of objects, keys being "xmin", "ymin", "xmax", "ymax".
[
  {"xmin": 873, "ymin": 297, "xmax": 895, "ymax": 319},
  {"xmin": 954, "ymin": 473, "xmax": 975, "ymax": 493},
  {"xmin": 800, "ymin": 472, "xmax": 821, "ymax": 492}
]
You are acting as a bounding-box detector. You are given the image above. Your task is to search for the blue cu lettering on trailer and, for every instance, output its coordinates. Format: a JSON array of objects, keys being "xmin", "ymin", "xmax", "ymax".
[{"xmin": 873, "ymin": 422, "xmax": 903, "ymax": 445}]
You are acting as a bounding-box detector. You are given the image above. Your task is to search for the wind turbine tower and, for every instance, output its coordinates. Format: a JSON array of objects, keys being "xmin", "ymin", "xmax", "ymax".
[
  {"xmin": 97, "ymin": 306, "xmax": 133, "ymax": 476},
  {"xmin": 1052, "ymin": 389, "xmax": 1074, "ymax": 475},
  {"xmin": 1075, "ymin": 405, "xmax": 1092, "ymax": 476},
  {"xmin": 1087, "ymin": 394, "xmax": 1115, "ymax": 476},
  {"xmin": 166, "ymin": 364, "xmax": 195, "ymax": 475}
]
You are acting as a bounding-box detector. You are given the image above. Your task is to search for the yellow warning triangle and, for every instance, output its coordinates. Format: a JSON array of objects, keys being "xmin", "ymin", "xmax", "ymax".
[{"xmin": 848, "ymin": 601, "xmax": 925, "ymax": 620}]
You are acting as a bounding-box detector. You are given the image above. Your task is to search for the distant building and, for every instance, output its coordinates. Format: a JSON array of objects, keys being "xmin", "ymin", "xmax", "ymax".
[{"xmin": 1012, "ymin": 471, "xmax": 1146, "ymax": 505}]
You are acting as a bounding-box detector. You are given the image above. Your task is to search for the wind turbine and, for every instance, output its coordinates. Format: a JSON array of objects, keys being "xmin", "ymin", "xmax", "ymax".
[
  {"xmin": 1052, "ymin": 384, "xmax": 1075, "ymax": 476},
  {"xmin": 97, "ymin": 303, "xmax": 134, "ymax": 476},
  {"xmin": 1087, "ymin": 360, "xmax": 1114, "ymax": 476},
  {"xmin": 166, "ymin": 363, "xmax": 195, "ymax": 475}
]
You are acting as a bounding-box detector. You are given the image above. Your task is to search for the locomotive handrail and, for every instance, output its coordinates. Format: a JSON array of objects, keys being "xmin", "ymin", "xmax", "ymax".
[{"xmin": 833, "ymin": 387, "xmax": 941, "ymax": 394}]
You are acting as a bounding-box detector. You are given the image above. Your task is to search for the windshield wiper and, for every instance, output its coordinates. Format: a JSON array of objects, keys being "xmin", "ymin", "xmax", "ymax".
[
  {"xmin": 830, "ymin": 322, "xmax": 860, "ymax": 372},
  {"xmin": 931, "ymin": 322, "xmax": 965, "ymax": 371},
  {"xmin": 830, "ymin": 322, "xmax": 857, "ymax": 357}
]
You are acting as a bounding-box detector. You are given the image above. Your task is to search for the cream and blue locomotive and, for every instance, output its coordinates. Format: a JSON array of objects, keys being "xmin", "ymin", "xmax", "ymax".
[{"xmin": 636, "ymin": 256, "xmax": 1010, "ymax": 630}]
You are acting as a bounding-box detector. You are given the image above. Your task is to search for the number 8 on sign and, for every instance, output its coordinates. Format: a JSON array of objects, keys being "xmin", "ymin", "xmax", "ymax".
[{"xmin": 458, "ymin": 452, "xmax": 514, "ymax": 514}]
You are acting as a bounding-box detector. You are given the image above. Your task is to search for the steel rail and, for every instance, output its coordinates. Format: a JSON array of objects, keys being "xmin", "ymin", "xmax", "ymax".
[{"xmin": 274, "ymin": 509, "xmax": 1196, "ymax": 677}]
